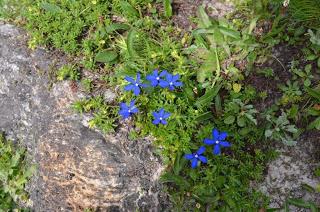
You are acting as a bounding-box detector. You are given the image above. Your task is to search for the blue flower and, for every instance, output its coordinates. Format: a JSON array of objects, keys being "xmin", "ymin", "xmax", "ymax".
[
  {"xmin": 204, "ymin": 129, "xmax": 231, "ymax": 155},
  {"xmin": 119, "ymin": 100, "xmax": 139, "ymax": 119},
  {"xmin": 146, "ymin": 69, "xmax": 168, "ymax": 87},
  {"xmin": 159, "ymin": 73, "xmax": 183, "ymax": 91},
  {"xmin": 184, "ymin": 146, "xmax": 208, "ymax": 169},
  {"xmin": 124, "ymin": 73, "xmax": 147, "ymax": 96},
  {"xmin": 152, "ymin": 108, "xmax": 171, "ymax": 125}
]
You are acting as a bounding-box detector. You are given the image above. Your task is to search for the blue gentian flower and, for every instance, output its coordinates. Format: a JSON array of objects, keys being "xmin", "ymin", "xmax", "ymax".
[
  {"xmin": 159, "ymin": 73, "xmax": 183, "ymax": 91},
  {"xmin": 124, "ymin": 73, "xmax": 147, "ymax": 96},
  {"xmin": 119, "ymin": 100, "xmax": 139, "ymax": 119},
  {"xmin": 184, "ymin": 146, "xmax": 208, "ymax": 169},
  {"xmin": 146, "ymin": 70, "xmax": 168, "ymax": 87},
  {"xmin": 204, "ymin": 129, "xmax": 231, "ymax": 155},
  {"xmin": 152, "ymin": 108, "xmax": 171, "ymax": 125}
]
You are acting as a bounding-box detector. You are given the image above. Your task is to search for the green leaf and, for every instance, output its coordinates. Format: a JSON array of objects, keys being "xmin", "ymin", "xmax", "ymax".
[
  {"xmin": 197, "ymin": 49, "xmax": 217, "ymax": 83},
  {"xmin": 307, "ymin": 117, "xmax": 320, "ymax": 130},
  {"xmin": 224, "ymin": 115, "xmax": 235, "ymax": 125},
  {"xmin": 95, "ymin": 50, "xmax": 118, "ymax": 63},
  {"xmin": 265, "ymin": 129, "xmax": 273, "ymax": 137},
  {"xmin": 244, "ymin": 113, "xmax": 257, "ymax": 125},
  {"xmin": 173, "ymin": 152, "xmax": 186, "ymax": 175},
  {"xmin": 195, "ymin": 84, "xmax": 222, "ymax": 107},
  {"xmin": 196, "ymin": 111, "xmax": 214, "ymax": 122},
  {"xmin": 120, "ymin": 1, "xmax": 139, "ymax": 18},
  {"xmin": 160, "ymin": 173, "xmax": 190, "ymax": 189},
  {"xmin": 40, "ymin": 2, "xmax": 61, "ymax": 13},
  {"xmin": 237, "ymin": 116, "xmax": 246, "ymax": 127},
  {"xmin": 163, "ymin": 0, "xmax": 172, "ymax": 18},
  {"xmin": 127, "ymin": 29, "xmax": 138, "ymax": 58},
  {"xmin": 198, "ymin": 6, "xmax": 211, "ymax": 28},
  {"xmin": 305, "ymin": 87, "xmax": 320, "ymax": 101},
  {"xmin": 218, "ymin": 26, "xmax": 241, "ymax": 40},
  {"xmin": 106, "ymin": 23, "xmax": 130, "ymax": 33}
]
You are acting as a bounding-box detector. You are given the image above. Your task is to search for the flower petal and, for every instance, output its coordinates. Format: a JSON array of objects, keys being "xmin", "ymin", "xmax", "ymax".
[
  {"xmin": 212, "ymin": 128, "xmax": 219, "ymax": 140},
  {"xmin": 152, "ymin": 111, "xmax": 159, "ymax": 118},
  {"xmin": 159, "ymin": 80, "xmax": 169, "ymax": 88},
  {"xmin": 133, "ymin": 86, "xmax": 140, "ymax": 96},
  {"xmin": 131, "ymin": 107, "xmax": 139, "ymax": 114},
  {"xmin": 119, "ymin": 110, "xmax": 130, "ymax": 119},
  {"xmin": 166, "ymin": 73, "xmax": 173, "ymax": 81},
  {"xmin": 220, "ymin": 141, "xmax": 231, "ymax": 147},
  {"xmin": 125, "ymin": 76, "xmax": 135, "ymax": 83},
  {"xmin": 130, "ymin": 100, "xmax": 136, "ymax": 107},
  {"xmin": 136, "ymin": 73, "xmax": 141, "ymax": 82},
  {"xmin": 159, "ymin": 108, "xmax": 165, "ymax": 116},
  {"xmin": 159, "ymin": 70, "xmax": 168, "ymax": 77},
  {"xmin": 219, "ymin": 132, "xmax": 228, "ymax": 140},
  {"xmin": 161, "ymin": 120, "xmax": 167, "ymax": 125},
  {"xmin": 169, "ymin": 85, "xmax": 175, "ymax": 91},
  {"xmin": 203, "ymin": 138, "xmax": 215, "ymax": 145},
  {"xmin": 213, "ymin": 144, "xmax": 221, "ymax": 155},
  {"xmin": 184, "ymin": 154, "xmax": 194, "ymax": 160},
  {"xmin": 197, "ymin": 146, "xmax": 206, "ymax": 155},
  {"xmin": 163, "ymin": 112, "xmax": 171, "ymax": 119},
  {"xmin": 120, "ymin": 102, "xmax": 128, "ymax": 109},
  {"xmin": 198, "ymin": 156, "xmax": 207, "ymax": 163},
  {"xmin": 174, "ymin": 81, "xmax": 183, "ymax": 87},
  {"xmin": 152, "ymin": 119, "xmax": 160, "ymax": 125},
  {"xmin": 191, "ymin": 158, "xmax": 198, "ymax": 169},
  {"xmin": 124, "ymin": 84, "xmax": 135, "ymax": 91},
  {"xmin": 172, "ymin": 74, "xmax": 180, "ymax": 81}
]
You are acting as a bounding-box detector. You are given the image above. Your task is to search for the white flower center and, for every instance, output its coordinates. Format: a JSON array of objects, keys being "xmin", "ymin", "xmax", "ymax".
[
  {"xmin": 156, "ymin": 77, "xmax": 160, "ymax": 80},
  {"xmin": 159, "ymin": 117, "xmax": 163, "ymax": 120},
  {"xmin": 215, "ymin": 140, "xmax": 219, "ymax": 144},
  {"xmin": 169, "ymin": 82, "xmax": 173, "ymax": 85},
  {"xmin": 135, "ymin": 83, "xmax": 139, "ymax": 86},
  {"xmin": 128, "ymin": 109, "xmax": 131, "ymax": 113},
  {"xmin": 195, "ymin": 154, "xmax": 198, "ymax": 158}
]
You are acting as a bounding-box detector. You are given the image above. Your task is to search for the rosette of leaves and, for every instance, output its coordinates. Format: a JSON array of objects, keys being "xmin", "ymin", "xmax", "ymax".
[
  {"xmin": 265, "ymin": 111, "xmax": 298, "ymax": 145},
  {"xmin": 223, "ymin": 99, "xmax": 258, "ymax": 127}
]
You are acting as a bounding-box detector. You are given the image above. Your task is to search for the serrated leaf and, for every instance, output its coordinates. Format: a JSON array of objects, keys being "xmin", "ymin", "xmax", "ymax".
[
  {"xmin": 106, "ymin": 23, "xmax": 130, "ymax": 33},
  {"xmin": 163, "ymin": 0, "xmax": 172, "ymax": 18},
  {"xmin": 244, "ymin": 113, "xmax": 257, "ymax": 125},
  {"xmin": 224, "ymin": 115, "xmax": 235, "ymax": 125},
  {"xmin": 40, "ymin": 2, "xmax": 61, "ymax": 13},
  {"xmin": 95, "ymin": 50, "xmax": 118, "ymax": 63}
]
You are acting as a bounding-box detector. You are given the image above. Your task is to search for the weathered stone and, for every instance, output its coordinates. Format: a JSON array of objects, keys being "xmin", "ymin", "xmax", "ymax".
[
  {"xmin": 0, "ymin": 22, "xmax": 168, "ymax": 211},
  {"xmin": 259, "ymin": 131, "xmax": 320, "ymax": 210}
]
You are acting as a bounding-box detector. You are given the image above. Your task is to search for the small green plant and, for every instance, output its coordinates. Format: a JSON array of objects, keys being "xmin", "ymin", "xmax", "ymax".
[
  {"xmin": 56, "ymin": 65, "xmax": 80, "ymax": 81},
  {"xmin": 0, "ymin": 133, "xmax": 34, "ymax": 210},
  {"xmin": 223, "ymin": 99, "xmax": 258, "ymax": 127},
  {"xmin": 265, "ymin": 111, "xmax": 299, "ymax": 145},
  {"xmin": 278, "ymin": 80, "xmax": 302, "ymax": 105}
]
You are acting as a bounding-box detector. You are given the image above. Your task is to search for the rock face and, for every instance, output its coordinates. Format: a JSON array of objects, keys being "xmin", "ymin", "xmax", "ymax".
[
  {"xmin": 259, "ymin": 131, "xmax": 320, "ymax": 210},
  {"xmin": 0, "ymin": 22, "xmax": 168, "ymax": 211}
]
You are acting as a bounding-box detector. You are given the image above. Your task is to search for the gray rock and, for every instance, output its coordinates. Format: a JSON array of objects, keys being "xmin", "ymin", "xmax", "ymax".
[
  {"xmin": 0, "ymin": 22, "xmax": 169, "ymax": 211},
  {"xmin": 259, "ymin": 131, "xmax": 320, "ymax": 210}
]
